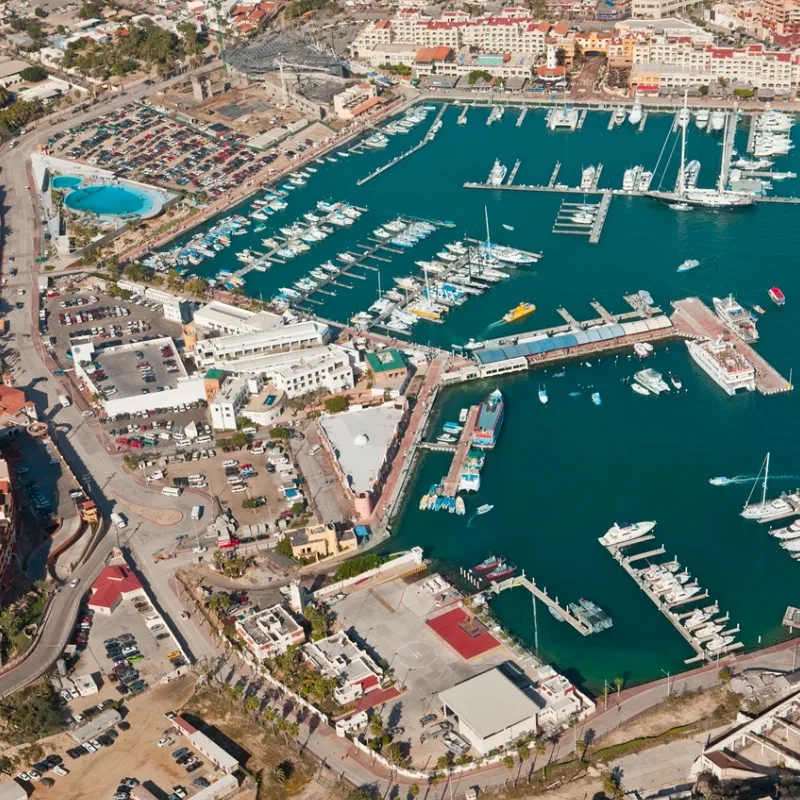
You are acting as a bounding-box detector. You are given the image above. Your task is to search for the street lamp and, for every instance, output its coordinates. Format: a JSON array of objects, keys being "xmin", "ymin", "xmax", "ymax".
[{"xmin": 661, "ymin": 669, "xmax": 671, "ymax": 698}]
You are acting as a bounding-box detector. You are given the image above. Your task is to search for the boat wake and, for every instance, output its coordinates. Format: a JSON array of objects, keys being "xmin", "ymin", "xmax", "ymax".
[{"xmin": 710, "ymin": 474, "xmax": 800, "ymax": 486}]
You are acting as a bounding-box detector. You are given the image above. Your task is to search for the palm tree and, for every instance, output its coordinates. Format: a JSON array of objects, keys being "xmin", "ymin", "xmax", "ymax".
[
  {"xmin": 533, "ymin": 739, "xmax": 547, "ymax": 769},
  {"xmin": 408, "ymin": 784, "xmax": 420, "ymax": 799},
  {"xmin": 576, "ymin": 736, "xmax": 588, "ymax": 763},
  {"xmin": 243, "ymin": 695, "xmax": 260, "ymax": 719},
  {"xmin": 368, "ymin": 711, "xmax": 385, "ymax": 739},
  {"xmin": 603, "ymin": 772, "xmax": 624, "ymax": 800},
  {"xmin": 613, "ymin": 676, "xmax": 623, "ymax": 703}
]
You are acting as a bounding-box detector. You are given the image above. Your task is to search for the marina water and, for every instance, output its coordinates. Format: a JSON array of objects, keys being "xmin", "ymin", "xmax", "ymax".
[{"xmin": 165, "ymin": 104, "xmax": 800, "ymax": 692}]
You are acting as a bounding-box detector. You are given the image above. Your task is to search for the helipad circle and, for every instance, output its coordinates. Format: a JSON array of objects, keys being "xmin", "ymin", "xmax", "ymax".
[{"xmin": 394, "ymin": 641, "xmax": 438, "ymax": 670}]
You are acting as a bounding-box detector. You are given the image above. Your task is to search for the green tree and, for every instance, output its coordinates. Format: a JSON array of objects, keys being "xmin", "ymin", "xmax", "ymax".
[
  {"xmin": 185, "ymin": 276, "xmax": 208, "ymax": 296},
  {"xmin": 576, "ymin": 736, "xmax": 588, "ymax": 762},
  {"xmin": 468, "ymin": 70, "xmax": 492, "ymax": 85},
  {"xmin": 275, "ymin": 535, "xmax": 294, "ymax": 559},
  {"xmin": 333, "ymin": 553, "xmax": 383, "ymax": 581},
  {"xmin": 20, "ymin": 66, "xmax": 48, "ymax": 82},
  {"xmin": 243, "ymin": 695, "xmax": 260, "ymax": 717},
  {"xmin": 290, "ymin": 501, "xmax": 306, "ymax": 516},
  {"xmin": 503, "ymin": 754, "xmax": 515, "ymax": 770},
  {"xmin": 304, "ymin": 604, "xmax": 329, "ymax": 641},
  {"xmin": 369, "ymin": 711, "xmax": 385, "ymax": 739},
  {"xmin": 207, "ymin": 593, "xmax": 230, "ymax": 614},
  {"xmin": 270, "ymin": 426, "xmax": 291, "ymax": 441},
  {"xmin": 0, "ymin": 755, "xmax": 18, "ymax": 775},
  {"xmin": 603, "ymin": 773, "xmax": 624, "ymax": 800},
  {"xmin": 408, "ymin": 784, "xmax": 420, "ymax": 799},
  {"xmin": 613, "ymin": 676, "xmax": 623, "ymax": 701},
  {"xmin": 718, "ymin": 666, "xmax": 733, "ymax": 683},
  {"xmin": 324, "ymin": 395, "xmax": 348, "ymax": 414},
  {"xmin": 34, "ymin": 6, "xmax": 48, "ymax": 17},
  {"xmin": 517, "ymin": 742, "xmax": 530, "ymax": 763}
]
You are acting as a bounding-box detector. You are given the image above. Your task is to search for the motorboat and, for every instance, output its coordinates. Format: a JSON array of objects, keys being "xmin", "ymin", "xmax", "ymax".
[
  {"xmin": 488, "ymin": 159, "xmax": 508, "ymax": 186},
  {"xmin": 769, "ymin": 286, "xmax": 786, "ymax": 306},
  {"xmin": 695, "ymin": 109, "xmax": 710, "ymax": 129},
  {"xmin": 677, "ymin": 259, "xmax": 700, "ymax": 272},
  {"xmin": 669, "ymin": 373, "xmax": 683, "ymax": 390},
  {"xmin": 634, "ymin": 368, "xmax": 670, "ymax": 394},
  {"xmin": 538, "ymin": 384, "xmax": 548, "ymax": 405},
  {"xmin": 771, "ymin": 520, "xmax": 800, "ymax": 540},
  {"xmin": 677, "ymin": 108, "xmax": 690, "ymax": 128},
  {"xmin": 580, "ymin": 166, "xmax": 597, "ymax": 190},
  {"xmin": 477, "ymin": 504, "xmax": 493, "ymax": 515},
  {"xmin": 591, "ymin": 392, "xmax": 601, "ymax": 406},
  {"xmin": 634, "ymin": 342, "xmax": 653, "ymax": 358},
  {"xmin": 631, "ymin": 383, "xmax": 651, "ymax": 396},
  {"xmin": 629, "ymin": 103, "xmax": 643, "ymax": 126},
  {"xmin": 599, "ymin": 521, "xmax": 656, "ymax": 547}
]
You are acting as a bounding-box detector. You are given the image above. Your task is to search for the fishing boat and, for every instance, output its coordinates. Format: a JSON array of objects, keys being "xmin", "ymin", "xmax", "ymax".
[
  {"xmin": 485, "ymin": 561, "xmax": 516, "ymax": 581},
  {"xmin": 502, "ymin": 302, "xmax": 536, "ymax": 323},
  {"xmin": 477, "ymin": 504, "xmax": 494, "ymax": 515},
  {"xmin": 677, "ymin": 259, "xmax": 700, "ymax": 272},
  {"xmin": 549, "ymin": 607, "xmax": 566, "ymax": 622},
  {"xmin": 631, "ymin": 383, "xmax": 651, "ymax": 396},
  {"xmin": 474, "ymin": 554, "xmax": 502, "ymax": 571},
  {"xmin": 769, "ymin": 286, "xmax": 786, "ymax": 306},
  {"xmin": 591, "ymin": 392, "xmax": 601, "ymax": 406},
  {"xmin": 538, "ymin": 385, "xmax": 548, "ymax": 405}
]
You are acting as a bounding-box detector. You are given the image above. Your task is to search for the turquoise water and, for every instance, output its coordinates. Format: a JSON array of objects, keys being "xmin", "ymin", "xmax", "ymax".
[
  {"xmin": 51, "ymin": 175, "xmax": 82, "ymax": 189},
  {"xmin": 158, "ymin": 104, "xmax": 800, "ymax": 691},
  {"xmin": 64, "ymin": 183, "xmax": 155, "ymax": 217}
]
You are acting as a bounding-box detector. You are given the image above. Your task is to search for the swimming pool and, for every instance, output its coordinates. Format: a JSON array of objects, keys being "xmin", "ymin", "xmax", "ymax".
[
  {"xmin": 63, "ymin": 183, "xmax": 156, "ymax": 217},
  {"xmin": 51, "ymin": 175, "xmax": 83, "ymax": 190}
]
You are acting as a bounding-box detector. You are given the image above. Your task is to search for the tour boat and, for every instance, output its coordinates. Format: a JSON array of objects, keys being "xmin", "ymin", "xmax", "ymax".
[
  {"xmin": 769, "ymin": 286, "xmax": 786, "ymax": 306},
  {"xmin": 485, "ymin": 561, "xmax": 516, "ymax": 581},
  {"xmin": 502, "ymin": 302, "xmax": 536, "ymax": 323}
]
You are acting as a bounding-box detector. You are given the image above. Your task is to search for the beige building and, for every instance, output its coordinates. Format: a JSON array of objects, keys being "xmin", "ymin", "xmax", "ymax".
[
  {"xmin": 632, "ymin": 0, "xmax": 702, "ymax": 19},
  {"xmin": 286, "ymin": 523, "xmax": 357, "ymax": 561}
]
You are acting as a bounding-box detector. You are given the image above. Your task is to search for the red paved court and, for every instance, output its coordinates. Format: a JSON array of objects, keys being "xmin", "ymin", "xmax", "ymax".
[{"xmin": 426, "ymin": 607, "xmax": 501, "ymax": 661}]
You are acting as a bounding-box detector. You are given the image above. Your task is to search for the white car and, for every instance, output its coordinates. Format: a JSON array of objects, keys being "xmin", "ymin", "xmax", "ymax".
[
  {"xmin": 69, "ymin": 578, "xmax": 80, "ymax": 587},
  {"xmin": 157, "ymin": 737, "xmax": 173, "ymax": 748}
]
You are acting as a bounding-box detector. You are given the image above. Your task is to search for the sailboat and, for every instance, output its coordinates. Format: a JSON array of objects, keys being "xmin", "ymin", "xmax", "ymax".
[
  {"xmin": 740, "ymin": 453, "xmax": 794, "ymax": 521},
  {"xmin": 648, "ymin": 91, "xmax": 753, "ymax": 210}
]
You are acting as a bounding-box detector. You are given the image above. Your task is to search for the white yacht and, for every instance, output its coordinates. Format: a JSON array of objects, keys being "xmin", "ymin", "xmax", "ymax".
[
  {"xmin": 629, "ymin": 102, "xmax": 643, "ymax": 126},
  {"xmin": 488, "ymin": 159, "xmax": 508, "ymax": 186},
  {"xmin": 713, "ymin": 295, "xmax": 759, "ymax": 342},
  {"xmin": 677, "ymin": 108, "xmax": 690, "ymax": 128},
  {"xmin": 685, "ymin": 339, "xmax": 755, "ymax": 396},
  {"xmin": 695, "ymin": 109, "xmax": 710, "ymax": 129},
  {"xmin": 598, "ymin": 521, "xmax": 657, "ymax": 547},
  {"xmin": 637, "ymin": 170, "xmax": 654, "ymax": 191},
  {"xmin": 710, "ymin": 110, "xmax": 726, "ymax": 131},
  {"xmin": 733, "ymin": 157, "xmax": 773, "ymax": 170},
  {"xmin": 771, "ymin": 520, "xmax": 800, "ymax": 540},
  {"xmin": 634, "ymin": 368, "xmax": 670, "ymax": 394},
  {"xmin": 757, "ymin": 106, "xmax": 794, "ymax": 133},
  {"xmin": 614, "ymin": 107, "xmax": 626, "ymax": 125},
  {"xmin": 705, "ymin": 635, "xmax": 735, "ymax": 653},
  {"xmin": 622, "ymin": 166, "xmax": 641, "ymax": 192},
  {"xmin": 580, "ymin": 166, "xmax": 597, "ymax": 190}
]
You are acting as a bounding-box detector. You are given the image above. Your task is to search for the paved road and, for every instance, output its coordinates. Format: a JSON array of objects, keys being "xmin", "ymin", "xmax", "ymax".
[{"xmin": 0, "ymin": 73, "xmax": 223, "ymax": 695}]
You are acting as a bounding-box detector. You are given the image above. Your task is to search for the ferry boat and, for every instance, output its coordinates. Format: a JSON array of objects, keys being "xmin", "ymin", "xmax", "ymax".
[
  {"xmin": 488, "ymin": 159, "xmax": 507, "ymax": 186},
  {"xmin": 472, "ymin": 389, "xmax": 504, "ymax": 450},
  {"xmin": 634, "ymin": 368, "xmax": 670, "ymax": 394},
  {"xmin": 502, "ymin": 302, "xmax": 536, "ymax": 323},
  {"xmin": 677, "ymin": 259, "xmax": 700, "ymax": 272},
  {"xmin": 485, "ymin": 561, "xmax": 515, "ymax": 581},
  {"xmin": 474, "ymin": 555, "xmax": 503, "ymax": 571},
  {"xmin": 769, "ymin": 286, "xmax": 786, "ymax": 306},
  {"xmin": 598, "ymin": 521, "xmax": 657, "ymax": 547},
  {"xmin": 685, "ymin": 338, "xmax": 755, "ymax": 396},
  {"xmin": 713, "ymin": 295, "xmax": 759, "ymax": 342}
]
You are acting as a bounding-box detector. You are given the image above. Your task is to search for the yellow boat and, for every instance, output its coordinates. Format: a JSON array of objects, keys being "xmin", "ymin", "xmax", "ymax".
[{"xmin": 502, "ymin": 302, "xmax": 536, "ymax": 323}]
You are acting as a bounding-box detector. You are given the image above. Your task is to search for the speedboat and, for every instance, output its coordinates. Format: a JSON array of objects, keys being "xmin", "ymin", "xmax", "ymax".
[
  {"xmin": 677, "ymin": 259, "xmax": 700, "ymax": 272},
  {"xmin": 769, "ymin": 286, "xmax": 786, "ymax": 306},
  {"xmin": 633, "ymin": 342, "xmax": 653, "ymax": 358},
  {"xmin": 669, "ymin": 373, "xmax": 683, "ymax": 390},
  {"xmin": 629, "ymin": 103, "xmax": 643, "ymax": 126},
  {"xmin": 538, "ymin": 385, "xmax": 548, "ymax": 405},
  {"xmin": 476, "ymin": 504, "xmax": 494, "ymax": 516},
  {"xmin": 631, "ymin": 383, "xmax": 650, "ymax": 396}
]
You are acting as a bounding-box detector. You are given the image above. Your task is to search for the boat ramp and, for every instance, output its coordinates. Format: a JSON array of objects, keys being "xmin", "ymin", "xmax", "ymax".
[
  {"xmin": 671, "ymin": 297, "xmax": 793, "ymax": 395},
  {"xmin": 602, "ymin": 536, "xmax": 743, "ymax": 663}
]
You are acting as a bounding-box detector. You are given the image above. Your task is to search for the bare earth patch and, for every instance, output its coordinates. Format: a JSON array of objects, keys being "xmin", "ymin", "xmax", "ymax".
[{"xmin": 114, "ymin": 493, "xmax": 183, "ymax": 526}]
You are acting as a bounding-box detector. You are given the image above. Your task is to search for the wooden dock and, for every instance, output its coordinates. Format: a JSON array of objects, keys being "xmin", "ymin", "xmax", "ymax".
[
  {"xmin": 440, "ymin": 405, "xmax": 479, "ymax": 497},
  {"xmin": 589, "ymin": 191, "xmax": 612, "ymax": 244},
  {"xmin": 671, "ymin": 297, "xmax": 793, "ymax": 395},
  {"xmin": 516, "ymin": 107, "xmax": 527, "ymax": 127},
  {"xmin": 490, "ymin": 573, "xmax": 592, "ymax": 636},
  {"xmin": 507, "ymin": 159, "xmax": 522, "ymax": 185}
]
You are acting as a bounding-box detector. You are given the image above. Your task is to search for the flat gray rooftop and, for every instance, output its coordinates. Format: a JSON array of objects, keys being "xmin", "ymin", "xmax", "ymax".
[
  {"xmin": 95, "ymin": 338, "xmax": 185, "ymax": 399},
  {"xmin": 319, "ymin": 405, "xmax": 404, "ymax": 494}
]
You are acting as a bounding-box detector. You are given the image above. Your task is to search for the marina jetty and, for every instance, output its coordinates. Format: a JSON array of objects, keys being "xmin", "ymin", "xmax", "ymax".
[
  {"xmin": 671, "ymin": 297, "xmax": 792, "ymax": 396},
  {"xmin": 601, "ymin": 529, "xmax": 743, "ymax": 663},
  {"xmin": 440, "ymin": 405, "xmax": 479, "ymax": 497}
]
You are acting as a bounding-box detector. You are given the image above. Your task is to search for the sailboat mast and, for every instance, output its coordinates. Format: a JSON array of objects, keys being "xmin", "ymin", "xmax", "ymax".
[
  {"xmin": 718, "ymin": 113, "xmax": 727, "ymax": 193},
  {"xmin": 377, "ymin": 269, "xmax": 381, "ymax": 300},
  {"xmin": 763, "ymin": 452, "xmax": 770, "ymax": 507},
  {"xmin": 678, "ymin": 90, "xmax": 687, "ymax": 197},
  {"xmin": 484, "ymin": 205, "xmax": 491, "ymax": 249}
]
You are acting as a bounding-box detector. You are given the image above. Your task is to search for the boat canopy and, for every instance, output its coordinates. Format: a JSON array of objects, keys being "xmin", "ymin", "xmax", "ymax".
[{"xmin": 475, "ymin": 315, "xmax": 672, "ymax": 364}]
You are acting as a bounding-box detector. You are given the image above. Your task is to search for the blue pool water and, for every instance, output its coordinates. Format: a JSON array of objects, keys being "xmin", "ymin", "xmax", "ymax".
[
  {"xmin": 51, "ymin": 175, "xmax": 82, "ymax": 189},
  {"xmin": 63, "ymin": 183, "xmax": 155, "ymax": 217}
]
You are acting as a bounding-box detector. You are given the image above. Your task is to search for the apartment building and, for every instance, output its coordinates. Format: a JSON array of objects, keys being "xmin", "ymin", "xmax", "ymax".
[
  {"xmin": 209, "ymin": 374, "xmax": 252, "ymax": 431},
  {"xmin": 235, "ymin": 603, "xmax": 306, "ymax": 661},
  {"xmin": 762, "ymin": 0, "xmax": 800, "ymax": 39},
  {"xmin": 286, "ymin": 523, "xmax": 357, "ymax": 562},
  {"xmin": 632, "ymin": 0, "xmax": 701, "ymax": 19},
  {"xmin": 0, "ymin": 459, "xmax": 17, "ymax": 595}
]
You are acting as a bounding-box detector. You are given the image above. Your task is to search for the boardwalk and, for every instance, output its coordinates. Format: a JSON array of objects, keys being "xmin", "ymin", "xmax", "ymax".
[
  {"xmin": 671, "ymin": 297, "xmax": 793, "ymax": 395},
  {"xmin": 441, "ymin": 405, "xmax": 479, "ymax": 496}
]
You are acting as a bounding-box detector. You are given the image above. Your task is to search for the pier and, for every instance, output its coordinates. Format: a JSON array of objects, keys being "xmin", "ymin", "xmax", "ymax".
[
  {"xmin": 604, "ymin": 540, "xmax": 742, "ymax": 663},
  {"xmin": 577, "ymin": 109, "xmax": 588, "ymax": 130},
  {"xmin": 639, "ymin": 111, "xmax": 648, "ymax": 132},
  {"xmin": 671, "ymin": 297, "xmax": 793, "ymax": 395},
  {"xmin": 440, "ymin": 405, "xmax": 479, "ymax": 497},
  {"xmin": 490, "ymin": 573, "xmax": 592, "ymax": 636},
  {"xmin": 457, "ymin": 104, "xmax": 469, "ymax": 126},
  {"xmin": 548, "ymin": 162, "xmax": 561, "ymax": 188},
  {"xmin": 507, "ymin": 159, "xmax": 522, "ymax": 185},
  {"xmin": 517, "ymin": 107, "xmax": 527, "ymax": 127},
  {"xmin": 589, "ymin": 191, "xmax": 612, "ymax": 244},
  {"xmin": 747, "ymin": 112, "xmax": 758, "ymax": 154}
]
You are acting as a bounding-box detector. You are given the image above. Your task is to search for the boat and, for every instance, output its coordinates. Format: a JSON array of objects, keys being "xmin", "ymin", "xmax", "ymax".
[
  {"xmin": 591, "ymin": 392, "xmax": 601, "ymax": 406},
  {"xmin": 538, "ymin": 385, "xmax": 548, "ymax": 405},
  {"xmin": 741, "ymin": 454, "xmax": 796, "ymax": 521},
  {"xmin": 458, "ymin": 408, "xmax": 468, "ymax": 423},
  {"xmin": 634, "ymin": 368, "xmax": 670, "ymax": 394},
  {"xmin": 437, "ymin": 434, "xmax": 456, "ymax": 444},
  {"xmin": 502, "ymin": 224, "xmax": 514, "ymax": 231},
  {"xmin": 677, "ymin": 108, "xmax": 690, "ymax": 128},
  {"xmin": 419, "ymin": 494, "xmax": 430, "ymax": 511},
  {"xmin": 669, "ymin": 373, "xmax": 683, "ymax": 390},
  {"xmin": 614, "ymin": 107, "xmax": 626, "ymax": 125},
  {"xmin": 488, "ymin": 159, "xmax": 507, "ymax": 187},
  {"xmin": 771, "ymin": 520, "xmax": 800, "ymax": 540},
  {"xmin": 622, "ymin": 167, "xmax": 640, "ymax": 191},
  {"xmin": 477, "ymin": 504, "xmax": 494, "ymax": 515},
  {"xmin": 686, "ymin": 338, "xmax": 755, "ymax": 396},
  {"xmin": 769, "ymin": 286, "xmax": 786, "ymax": 306},
  {"xmin": 502, "ymin": 302, "xmax": 536, "ymax": 323},
  {"xmin": 455, "ymin": 497, "xmax": 465, "ymax": 516},
  {"xmin": 549, "ymin": 607, "xmax": 565, "ymax": 622},
  {"xmin": 634, "ymin": 342, "xmax": 653, "ymax": 358},
  {"xmin": 568, "ymin": 598, "xmax": 613, "ymax": 632},
  {"xmin": 734, "ymin": 157, "xmax": 773, "ymax": 170},
  {"xmin": 705, "ymin": 635, "xmax": 735, "ymax": 653},
  {"xmin": 695, "ymin": 109, "xmax": 710, "ymax": 129},
  {"xmin": 580, "ymin": 166, "xmax": 597, "ymax": 190},
  {"xmin": 631, "ymin": 383, "xmax": 651, "ymax": 396},
  {"xmin": 753, "ymin": 304, "xmax": 766, "ymax": 315},
  {"xmin": 599, "ymin": 521, "xmax": 657, "ymax": 547},
  {"xmin": 475, "ymin": 554, "xmax": 501, "ymax": 571},
  {"xmin": 677, "ymin": 259, "xmax": 700, "ymax": 272},
  {"xmin": 472, "ymin": 389, "xmax": 504, "ymax": 450},
  {"xmin": 669, "ymin": 203, "xmax": 692, "ymax": 212},
  {"xmin": 713, "ymin": 295, "xmax": 759, "ymax": 342},
  {"xmin": 485, "ymin": 561, "xmax": 516, "ymax": 581},
  {"xmin": 710, "ymin": 110, "xmax": 726, "ymax": 132},
  {"xmin": 629, "ymin": 102, "xmax": 643, "ymax": 126},
  {"xmin": 678, "ymin": 159, "xmax": 701, "ymax": 191}
]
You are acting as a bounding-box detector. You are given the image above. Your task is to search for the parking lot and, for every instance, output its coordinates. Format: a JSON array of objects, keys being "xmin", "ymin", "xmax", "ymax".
[
  {"xmin": 48, "ymin": 104, "xmax": 275, "ymax": 199},
  {"xmin": 75, "ymin": 597, "xmax": 185, "ymax": 690},
  {"xmin": 330, "ymin": 574, "xmax": 511, "ymax": 762},
  {"xmin": 94, "ymin": 339, "xmax": 186, "ymax": 399}
]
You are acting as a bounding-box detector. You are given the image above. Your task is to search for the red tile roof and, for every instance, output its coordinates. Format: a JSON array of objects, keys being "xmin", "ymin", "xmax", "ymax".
[
  {"xmin": 0, "ymin": 386, "xmax": 27, "ymax": 417},
  {"xmin": 88, "ymin": 564, "xmax": 142, "ymax": 609},
  {"xmin": 415, "ymin": 46, "xmax": 453, "ymax": 63},
  {"xmin": 173, "ymin": 715, "xmax": 199, "ymax": 735}
]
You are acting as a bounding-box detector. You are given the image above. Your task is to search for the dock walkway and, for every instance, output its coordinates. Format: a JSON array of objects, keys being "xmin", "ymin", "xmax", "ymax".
[
  {"xmin": 440, "ymin": 405, "xmax": 479, "ymax": 496},
  {"xmin": 589, "ymin": 192, "xmax": 612, "ymax": 244},
  {"xmin": 490, "ymin": 573, "xmax": 592, "ymax": 636},
  {"xmin": 671, "ymin": 297, "xmax": 792, "ymax": 395}
]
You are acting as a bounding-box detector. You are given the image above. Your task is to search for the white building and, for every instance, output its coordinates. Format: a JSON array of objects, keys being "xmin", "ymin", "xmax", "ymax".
[
  {"xmin": 209, "ymin": 374, "xmax": 253, "ymax": 431},
  {"xmin": 116, "ymin": 281, "xmax": 195, "ymax": 324},
  {"xmin": 235, "ymin": 603, "xmax": 306, "ymax": 661},
  {"xmin": 631, "ymin": 0, "xmax": 701, "ymax": 19},
  {"xmin": 192, "ymin": 300, "xmax": 286, "ymax": 335}
]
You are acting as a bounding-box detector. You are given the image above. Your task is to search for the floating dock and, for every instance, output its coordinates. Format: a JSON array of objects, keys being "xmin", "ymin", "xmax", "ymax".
[
  {"xmin": 589, "ymin": 192, "xmax": 612, "ymax": 244},
  {"xmin": 603, "ymin": 539, "xmax": 742, "ymax": 663},
  {"xmin": 489, "ymin": 573, "xmax": 592, "ymax": 636},
  {"xmin": 671, "ymin": 297, "xmax": 793, "ymax": 395},
  {"xmin": 440, "ymin": 405, "xmax": 479, "ymax": 497},
  {"xmin": 516, "ymin": 107, "xmax": 527, "ymax": 127}
]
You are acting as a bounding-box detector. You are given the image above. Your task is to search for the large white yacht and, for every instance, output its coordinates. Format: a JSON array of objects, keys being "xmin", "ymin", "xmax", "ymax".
[
  {"xmin": 634, "ymin": 368, "xmax": 670, "ymax": 394},
  {"xmin": 488, "ymin": 159, "xmax": 507, "ymax": 186},
  {"xmin": 598, "ymin": 521, "xmax": 657, "ymax": 547},
  {"xmin": 685, "ymin": 338, "xmax": 755, "ymax": 396}
]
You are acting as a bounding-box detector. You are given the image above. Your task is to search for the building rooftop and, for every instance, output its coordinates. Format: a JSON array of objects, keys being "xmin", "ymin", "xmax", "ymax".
[
  {"xmin": 319, "ymin": 404, "xmax": 404, "ymax": 494},
  {"xmin": 439, "ymin": 668, "xmax": 544, "ymax": 739},
  {"xmin": 302, "ymin": 631, "xmax": 382, "ymax": 686},
  {"xmin": 88, "ymin": 564, "xmax": 142, "ymax": 609},
  {"xmin": 365, "ymin": 349, "xmax": 406, "ymax": 374},
  {"xmin": 172, "ymin": 715, "xmax": 239, "ymax": 771},
  {"xmin": 238, "ymin": 603, "xmax": 302, "ymax": 647}
]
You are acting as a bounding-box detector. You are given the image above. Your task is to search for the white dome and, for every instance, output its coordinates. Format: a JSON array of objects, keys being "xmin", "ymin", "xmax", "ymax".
[{"xmin": 354, "ymin": 433, "xmax": 369, "ymax": 446}]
